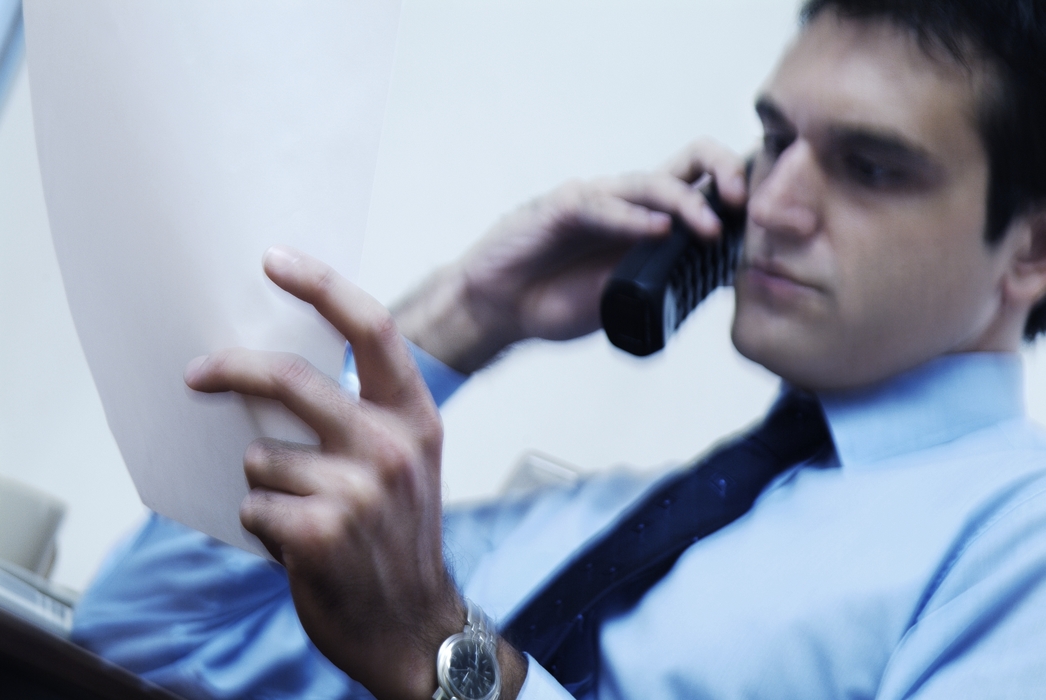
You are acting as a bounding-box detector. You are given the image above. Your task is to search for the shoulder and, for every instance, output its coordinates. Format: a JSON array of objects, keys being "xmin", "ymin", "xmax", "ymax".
[{"xmin": 876, "ymin": 456, "xmax": 1046, "ymax": 698}]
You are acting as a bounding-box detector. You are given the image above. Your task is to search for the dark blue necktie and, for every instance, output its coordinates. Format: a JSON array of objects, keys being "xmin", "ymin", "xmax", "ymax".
[{"xmin": 500, "ymin": 391, "xmax": 832, "ymax": 696}]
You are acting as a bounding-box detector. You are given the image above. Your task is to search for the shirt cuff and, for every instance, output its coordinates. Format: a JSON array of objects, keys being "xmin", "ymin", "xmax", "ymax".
[
  {"xmin": 516, "ymin": 654, "xmax": 576, "ymax": 700},
  {"xmin": 341, "ymin": 339, "xmax": 468, "ymax": 408}
]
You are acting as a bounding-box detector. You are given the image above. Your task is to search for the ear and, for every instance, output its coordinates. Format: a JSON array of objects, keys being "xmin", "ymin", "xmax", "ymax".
[{"xmin": 1002, "ymin": 208, "xmax": 1046, "ymax": 310}]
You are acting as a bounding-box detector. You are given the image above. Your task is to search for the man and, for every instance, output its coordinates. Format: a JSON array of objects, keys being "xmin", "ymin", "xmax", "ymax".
[{"xmin": 73, "ymin": 0, "xmax": 1046, "ymax": 698}]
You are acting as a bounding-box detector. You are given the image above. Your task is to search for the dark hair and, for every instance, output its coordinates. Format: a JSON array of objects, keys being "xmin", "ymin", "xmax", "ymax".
[{"xmin": 800, "ymin": 0, "xmax": 1046, "ymax": 339}]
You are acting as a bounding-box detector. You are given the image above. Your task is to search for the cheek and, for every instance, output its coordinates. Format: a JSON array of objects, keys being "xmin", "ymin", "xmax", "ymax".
[
  {"xmin": 839, "ymin": 164, "xmax": 998, "ymax": 342},
  {"xmin": 832, "ymin": 217, "xmax": 998, "ymax": 355},
  {"xmin": 835, "ymin": 236, "xmax": 926, "ymax": 324},
  {"xmin": 729, "ymin": 274, "xmax": 839, "ymax": 381}
]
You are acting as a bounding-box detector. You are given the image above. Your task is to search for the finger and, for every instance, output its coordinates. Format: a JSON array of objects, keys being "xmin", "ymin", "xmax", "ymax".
[
  {"xmin": 239, "ymin": 488, "xmax": 300, "ymax": 565},
  {"xmin": 662, "ymin": 138, "xmax": 748, "ymax": 206},
  {"xmin": 185, "ymin": 348, "xmax": 356, "ymax": 446},
  {"xmin": 610, "ymin": 172, "xmax": 723, "ymax": 240},
  {"xmin": 262, "ymin": 247, "xmax": 427, "ymax": 407},
  {"xmin": 244, "ymin": 438, "xmax": 323, "ymax": 496},
  {"xmin": 563, "ymin": 193, "xmax": 672, "ymax": 240},
  {"xmin": 239, "ymin": 477, "xmax": 378, "ymax": 565}
]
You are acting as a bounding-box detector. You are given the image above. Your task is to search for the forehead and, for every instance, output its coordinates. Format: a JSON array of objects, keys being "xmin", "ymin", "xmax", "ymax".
[{"xmin": 762, "ymin": 13, "xmax": 986, "ymax": 165}]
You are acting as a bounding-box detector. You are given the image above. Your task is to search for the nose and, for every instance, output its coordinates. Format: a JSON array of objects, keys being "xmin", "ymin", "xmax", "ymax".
[{"xmin": 748, "ymin": 141, "xmax": 821, "ymax": 240}]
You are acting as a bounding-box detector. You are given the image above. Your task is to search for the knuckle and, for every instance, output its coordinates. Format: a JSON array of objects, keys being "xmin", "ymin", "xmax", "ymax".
[
  {"xmin": 545, "ymin": 181, "xmax": 584, "ymax": 218},
  {"xmin": 621, "ymin": 171, "xmax": 645, "ymax": 187},
  {"xmin": 238, "ymin": 495, "xmax": 256, "ymax": 525},
  {"xmin": 637, "ymin": 171, "xmax": 676, "ymax": 198},
  {"xmin": 310, "ymin": 265, "xmax": 341, "ymax": 302},
  {"xmin": 303, "ymin": 507, "xmax": 347, "ymax": 551},
  {"xmin": 365, "ymin": 307, "xmax": 400, "ymax": 348},
  {"xmin": 691, "ymin": 136, "xmax": 717, "ymax": 153},
  {"xmin": 401, "ymin": 398, "xmax": 444, "ymax": 448},
  {"xmin": 272, "ymin": 353, "xmax": 314, "ymax": 393},
  {"xmin": 423, "ymin": 428, "xmax": 444, "ymax": 459},
  {"xmin": 203, "ymin": 349, "xmax": 234, "ymax": 377},
  {"xmin": 379, "ymin": 466, "xmax": 422, "ymax": 511},
  {"xmin": 271, "ymin": 499, "xmax": 345, "ymax": 557},
  {"xmin": 243, "ymin": 440, "xmax": 271, "ymax": 478},
  {"xmin": 652, "ymin": 170, "xmax": 684, "ymax": 193},
  {"xmin": 558, "ymin": 183, "xmax": 607, "ymax": 226},
  {"xmin": 347, "ymin": 486, "xmax": 384, "ymax": 530},
  {"xmin": 239, "ymin": 488, "xmax": 274, "ymax": 530},
  {"xmin": 421, "ymin": 410, "xmax": 444, "ymax": 444},
  {"xmin": 411, "ymin": 411, "xmax": 444, "ymax": 456},
  {"xmin": 367, "ymin": 434, "xmax": 428, "ymax": 497},
  {"xmin": 244, "ymin": 438, "xmax": 275, "ymax": 464},
  {"xmin": 555, "ymin": 178, "xmax": 586, "ymax": 202},
  {"xmin": 374, "ymin": 438, "xmax": 414, "ymax": 479},
  {"xmin": 555, "ymin": 177, "xmax": 604, "ymax": 211}
]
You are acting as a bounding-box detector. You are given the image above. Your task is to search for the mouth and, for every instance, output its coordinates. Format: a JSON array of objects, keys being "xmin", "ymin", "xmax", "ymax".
[{"xmin": 738, "ymin": 258, "xmax": 823, "ymax": 298}]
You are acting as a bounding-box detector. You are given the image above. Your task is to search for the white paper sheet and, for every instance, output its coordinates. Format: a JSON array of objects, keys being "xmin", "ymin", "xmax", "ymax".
[{"xmin": 24, "ymin": 0, "xmax": 401, "ymax": 555}]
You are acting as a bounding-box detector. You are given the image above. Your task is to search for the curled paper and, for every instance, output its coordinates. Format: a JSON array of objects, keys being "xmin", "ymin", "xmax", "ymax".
[{"xmin": 24, "ymin": 0, "xmax": 401, "ymax": 555}]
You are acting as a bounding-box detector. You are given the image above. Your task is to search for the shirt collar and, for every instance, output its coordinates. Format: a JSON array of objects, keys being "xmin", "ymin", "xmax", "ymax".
[{"xmin": 810, "ymin": 352, "xmax": 1025, "ymax": 470}]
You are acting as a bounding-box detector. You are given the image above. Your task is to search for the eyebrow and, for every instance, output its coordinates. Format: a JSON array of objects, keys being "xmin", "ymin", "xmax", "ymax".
[{"xmin": 754, "ymin": 94, "xmax": 939, "ymax": 169}]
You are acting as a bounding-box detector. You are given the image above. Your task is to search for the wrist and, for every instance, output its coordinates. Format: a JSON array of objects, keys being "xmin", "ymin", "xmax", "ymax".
[
  {"xmin": 394, "ymin": 595, "xmax": 469, "ymax": 700},
  {"xmin": 432, "ymin": 599, "xmax": 526, "ymax": 700},
  {"xmin": 392, "ymin": 263, "xmax": 520, "ymax": 375},
  {"xmin": 495, "ymin": 638, "xmax": 527, "ymax": 700}
]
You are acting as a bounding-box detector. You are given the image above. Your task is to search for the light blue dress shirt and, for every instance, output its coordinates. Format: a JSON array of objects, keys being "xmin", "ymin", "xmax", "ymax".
[{"xmin": 73, "ymin": 349, "xmax": 1046, "ymax": 699}]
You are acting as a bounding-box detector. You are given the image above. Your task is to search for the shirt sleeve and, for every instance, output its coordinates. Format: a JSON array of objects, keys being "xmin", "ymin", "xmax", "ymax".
[
  {"xmin": 341, "ymin": 339, "xmax": 468, "ymax": 407},
  {"xmin": 517, "ymin": 654, "xmax": 577, "ymax": 700},
  {"xmin": 72, "ymin": 513, "xmax": 370, "ymax": 699},
  {"xmin": 875, "ymin": 484, "xmax": 1046, "ymax": 699}
]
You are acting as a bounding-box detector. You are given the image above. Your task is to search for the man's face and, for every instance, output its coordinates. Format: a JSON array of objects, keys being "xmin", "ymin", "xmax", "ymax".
[{"xmin": 731, "ymin": 13, "xmax": 1013, "ymax": 391}]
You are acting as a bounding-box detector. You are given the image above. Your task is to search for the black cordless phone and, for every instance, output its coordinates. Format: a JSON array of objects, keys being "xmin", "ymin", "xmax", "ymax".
[{"xmin": 600, "ymin": 182, "xmax": 746, "ymax": 357}]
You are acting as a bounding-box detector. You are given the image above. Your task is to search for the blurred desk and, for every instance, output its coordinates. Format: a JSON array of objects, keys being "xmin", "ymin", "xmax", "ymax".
[{"xmin": 0, "ymin": 606, "xmax": 183, "ymax": 700}]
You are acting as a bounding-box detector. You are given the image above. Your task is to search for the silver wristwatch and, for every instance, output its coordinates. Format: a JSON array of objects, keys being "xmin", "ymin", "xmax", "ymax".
[{"xmin": 434, "ymin": 599, "xmax": 501, "ymax": 700}]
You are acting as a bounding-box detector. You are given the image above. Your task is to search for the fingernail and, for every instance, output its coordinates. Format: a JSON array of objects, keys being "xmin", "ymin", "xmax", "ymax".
[
  {"xmin": 649, "ymin": 211, "xmax": 671, "ymax": 229},
  {"xmin": 264, "ymin": 245, "xmax": 301, "ymax": 272},
  {"xmin": 729, "ymin": 174, "xmax": 747, "ymax": 197},
  {"xmin": 184, "ymin": 355, "xmax": 207, "ymax": 383},
  {"xmin": 700, "ymin": 206, "xmax": 721, "ymax": 231}
]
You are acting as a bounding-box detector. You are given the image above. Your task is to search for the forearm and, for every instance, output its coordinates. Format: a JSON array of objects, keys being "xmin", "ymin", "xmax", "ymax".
[{"xmin": 391, "ymin": 261, "xmax": 520, "ymax": 375}]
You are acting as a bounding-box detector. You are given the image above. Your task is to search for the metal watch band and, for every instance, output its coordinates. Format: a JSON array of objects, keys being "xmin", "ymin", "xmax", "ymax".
[
  {"xmin": 433, "ymin": 598, "xmax": 501, "ymax": 700},
  {"xmin": 465, "ymin": 599, "xmax": 495, "ymax": 646}
]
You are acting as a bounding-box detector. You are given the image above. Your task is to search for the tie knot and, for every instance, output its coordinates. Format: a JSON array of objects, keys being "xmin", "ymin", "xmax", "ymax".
[{"xmin": 753, "ymin": 391, "xmax": 832, "ymax": 465}]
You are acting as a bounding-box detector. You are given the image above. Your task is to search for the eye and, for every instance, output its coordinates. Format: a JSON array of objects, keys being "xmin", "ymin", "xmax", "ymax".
[
  {"xmin": 843, "ymin": 152, "xmax": 906, "ymax": 188},
  {"xmin": 762, "ymin": 131, "xmax": 794, "ymax": 159}
]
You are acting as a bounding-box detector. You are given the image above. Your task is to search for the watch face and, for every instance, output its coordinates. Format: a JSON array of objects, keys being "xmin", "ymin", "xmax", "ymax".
[{"xmin": 446, "ymin": 637, "xmax": 498, "ymax": 700}]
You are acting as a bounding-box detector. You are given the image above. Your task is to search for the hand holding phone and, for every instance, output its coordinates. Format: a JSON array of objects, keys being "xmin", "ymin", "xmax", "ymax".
[{"xmin": 601, "ymin": 179, "xmax": 746, "ymax": 356}]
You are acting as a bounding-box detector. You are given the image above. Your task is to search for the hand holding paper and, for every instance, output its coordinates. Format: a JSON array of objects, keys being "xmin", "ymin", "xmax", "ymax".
[{"xmin": 181, "ymin": 247, "xmax": 523, "ymax": 699}]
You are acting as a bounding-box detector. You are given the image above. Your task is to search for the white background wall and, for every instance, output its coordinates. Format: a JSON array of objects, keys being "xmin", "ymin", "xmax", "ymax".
[{"xmin": 5, "ymin": 0, "xmax": 1046, "ymax": 592}]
